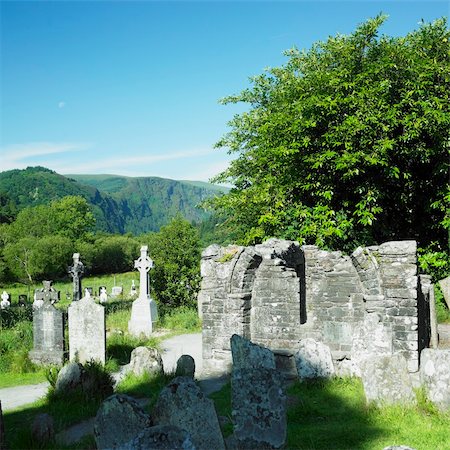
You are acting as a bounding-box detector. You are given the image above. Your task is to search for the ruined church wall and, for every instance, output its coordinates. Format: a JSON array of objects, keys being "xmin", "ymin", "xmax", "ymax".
[{"xmin": 200, "ymin": 239, "xmax": 428, "ymax": 374}]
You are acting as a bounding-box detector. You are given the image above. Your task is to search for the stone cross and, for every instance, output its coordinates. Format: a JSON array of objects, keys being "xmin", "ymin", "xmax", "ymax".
[
  {"xmin": 0, "ymin": 291, "xmax": 10, "ymax": 309},
  {"xmin": 68, "ymin": 253, "xmax": 84, "ymax": 301},
  {"xmin": 35, "ymin": 281, "xmax": 59, "ymax": 305},
  {"xmin": 134, "ymin": 246, "xmax": 153, "ymax": 299}
]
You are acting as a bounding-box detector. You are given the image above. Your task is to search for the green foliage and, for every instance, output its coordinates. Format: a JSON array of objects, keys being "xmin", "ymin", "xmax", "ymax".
[
  {"xmin": 144, "ymin": 216, "xmax": 201, "ymax": 313},
  {"xmin": 0, "ymin": 320, "xmax": 34, "ymax": 373},
  {"xmin": 211, "ymin": 17, "xmax": 450, "ymax": 252}
]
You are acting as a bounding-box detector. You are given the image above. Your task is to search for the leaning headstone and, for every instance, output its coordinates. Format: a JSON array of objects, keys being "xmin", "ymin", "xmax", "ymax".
[
  {"xmin": 33, "ymin": 281, "xmax": 59, "ymax": 309},
  {"xmin": 152, "ymin": 376, "xmax": 225, "ymax": 450},
  {"xmin": 29, "ymin": 300, "xmax": 65, "ymax": 366},
  {"xmin": 438, "ymin": 276, "xmax": 450, "ymax": 309},
  {"xmin": 230, "ymin": 334, "xmax": 276, "ymax": 370},
  {"xmin": 94, "ymin": 394, "xmax": 153, "ymax": 450},
  {"xmin": 125, "ymin": 347, "xmax": 164, "ymax": 377},
  {"xmin": 295, "ymin": 338, "xmax": 335, "ymax": 379},
  {"xmin": 0, "ymin": 401, "xmax": 5, "ymax": 450},
  {"xmin": 121, "ymin": 425, "xmax": 195, "ymax": 450},
  {"xmin": 31, "ymin": 413, "xmax": 54, "ymax": 445},
  {"xmin": 68, "ymin": 253, "xmax": 84, "ymax": 302},
  {"xmin": 360, "ymin": 354, "xmax": 415, "ymax": 406},
  {"xmin": 68, "ymin": 290, "xmax": 105, "ymax": 364},
  {"xmin": 420, "ymin": 348, "xmax": 450, "ymax": 412},
  {"xmin": 175, "ymin": 355, "xmax": 196, "ymax": 378},
  {"xmin": 128, "ymin": 246, "xmax": 158, "ymax": 337},
  {"xmin": 0, "ymin": 291, "xmax": 10, "ymax": 309},
  {"xmin": 232, "ymin": 367, "xmax": 287, "ymax": 449}
]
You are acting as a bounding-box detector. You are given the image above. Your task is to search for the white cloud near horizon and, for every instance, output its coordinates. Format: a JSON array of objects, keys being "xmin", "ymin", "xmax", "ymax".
[{"xmin": 0, "ymin": 141, "xmax": 91, "ymax": 172}]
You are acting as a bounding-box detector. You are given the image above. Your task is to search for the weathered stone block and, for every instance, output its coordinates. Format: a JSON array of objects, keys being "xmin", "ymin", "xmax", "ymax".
[
  {"xmin": 360, "ymin": 355, "xmax": 415, "ymax": 406},
  {"xmin": 420, "ymin": 349, "xmax": 450, "ymax": 412},
  {"xmin": 295, "ymin": 338, "xmax": 334, "ymax": 379},
  {"xmin": 232, "ymin": 367, "xmax": 286, "ymax": 449},
  {"xmin": 152, "ymin": 377, "xmax": 225, "ymax": 450}
]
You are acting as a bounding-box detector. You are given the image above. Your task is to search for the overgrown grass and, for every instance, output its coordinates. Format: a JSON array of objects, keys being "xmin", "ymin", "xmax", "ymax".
[
  {"xmin": 160, "ymin": 306, "xmax": 201, "ymax": 332},
  {"xmin": 209, "ymin": 377, "xmax": 450, "ymax": 450}
]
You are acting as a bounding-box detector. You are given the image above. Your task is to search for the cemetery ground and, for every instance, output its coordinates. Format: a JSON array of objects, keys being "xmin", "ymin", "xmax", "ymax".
[{"xmin": 0, "ymin": 271, "xmax": 201, "ymax": 388}]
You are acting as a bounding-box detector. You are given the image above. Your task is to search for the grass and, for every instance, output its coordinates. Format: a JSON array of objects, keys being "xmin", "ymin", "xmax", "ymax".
[{"xmin": 209, "ymin": 377, "xmax": 450, "ymax": 450}]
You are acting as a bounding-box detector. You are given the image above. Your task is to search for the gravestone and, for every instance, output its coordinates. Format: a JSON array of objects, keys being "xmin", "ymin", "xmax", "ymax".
[
  {"xmin": 68, "ymin": 253, "xmax": 84, "ymax": 301},
  {"xmin": 29, "ymin": 291, "xmax": 65, "ymax": 366},
  {"xmin": 111, "ymin": 286, "xmax": 123, "ymax": 297},
  {"xmin": 0, "ymin": 291, "xmax": 10, "ymax": 309},
  {"xmin": 99, "ymin": 287, "xmax": 108, "ymax": 304},
  {"xmin": 128, "ymin": 246, "xmax": 158, "ymax": 338},
  {"xmin": 129, "ymin": 280, "xmax": 137, "ymax": 297},
  {"xmin": 86, "ymin": 287, "xmax": 93, "ymax": 296},
  {"xmin": 438, "ymin": 276, "xmax": 450, "ymax": 309},
  {"xmin": 68, "ymin": 290, "xmax": 105, "ymax": 364},
  {"xmin": 33, "ymin": 281, "xmax": 59, "ymax": 309}
]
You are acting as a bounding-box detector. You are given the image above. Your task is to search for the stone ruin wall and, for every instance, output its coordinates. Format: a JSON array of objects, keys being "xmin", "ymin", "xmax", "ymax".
[{"xmin": 199, "ymin": 239, "xmax": 431, "ymax": 373}]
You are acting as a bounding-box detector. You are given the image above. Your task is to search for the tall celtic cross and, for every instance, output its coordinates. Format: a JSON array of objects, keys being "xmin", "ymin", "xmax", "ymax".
[
  {"xmin": 134, "ymin": 246, "xmax": 153, "ymax": 298},
  {"xmin": 68, "ymin": 253, "xmax": 84, "ymax": 301},
  {"xmin": 35, "ymin": 280, "xmax": 59, "ymax": 304}
]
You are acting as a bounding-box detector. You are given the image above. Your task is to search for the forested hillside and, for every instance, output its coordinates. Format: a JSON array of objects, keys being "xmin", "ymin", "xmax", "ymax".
[
  {"xmin": 0, "ymin": 167, "xmax": 226, "ymax": 234},
  {"xmin": 68, "ymin": 173, "xmax": 227, "ymax": 233}
]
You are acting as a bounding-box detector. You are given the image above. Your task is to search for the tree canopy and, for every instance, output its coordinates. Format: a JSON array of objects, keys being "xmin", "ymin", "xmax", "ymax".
[{"xmin": 211, "ymin": 16, "xmax": 449, "ymax": 255}]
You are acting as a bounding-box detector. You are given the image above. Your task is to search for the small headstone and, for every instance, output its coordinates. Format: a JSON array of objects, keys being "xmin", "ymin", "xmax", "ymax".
[
  {"xmin": 68, "ymin": 253, "xmax": 84, "ymax": 301},
  {"xmin": 232, "ymin": 367, "xmax": 287, "ymax": 449},
  {"xmin": 360, "ymin": 354, "xmax": 415, "ymax": 406},
  {"xmin": 295, "ymin": 338, "xmax": 335, "ymax": 379},
  {"xmin": 33, "ymin": 280, "xmax": 59, "ymax": 309},
  {"xmin": 55, "ymin": 362, "xmax": 83, "ymax": 394},
  {"xmin": 230, "ymin": 334, "xmax": 276, "ymax": 370},
  {"xmin": 68, "ymin": 290, "xmax": 106, "ymax": 365},
  {"xmin": 125, "ymin": 346, "xmax": 164, "ymax": 377},
  {"xmin": 175, "ymin": 355, "xmax": 195, "ymax": 378},
  {"xmin": 94, "ymin": 394, "xmax": 152, "ymax": 450},
  {"xmin": 129, "ymin": 279, "xmax": 138, "ymax": 297},
  {"xmin": 0, "ymin": 291, "xmax": 10, "ymax": 309},
  {"xmin": 31, "ymin": 413, "xmax": 54, "ymax": 445},
  {"xmin": 120, "ymin": 425, "xmax": 195, "ymax": 450},
  {"xmin": 99, "ymin": 287, "xmax": 108, "ymax": 304},
  {"xmin": 29, "ymin": 299, "xmax": 65, "ymax": 366},
  {"xmin": 86, "ymin": 287, "xmax": 93, "ymax": 296},
  {"xmin": 438, "ymin": 276, "xmax": 450, "ymax": 309},
  {"xmin": 111, "ymin": 286, "xmax": 123, "ymax": 297},
  {"xmin": 128, "ymin": 246, "xmax": 158, "ymax": 337},
  {"xmin": 420, "ymin": 348, "xmax": 450, "ymax": 412},
  {"xmin": 18, "ymin": 294, "xmax": 28, "ymax": 306},
  {"xmin": 152, "ymin": 376, "xmax": 225, "ymax": 450}
]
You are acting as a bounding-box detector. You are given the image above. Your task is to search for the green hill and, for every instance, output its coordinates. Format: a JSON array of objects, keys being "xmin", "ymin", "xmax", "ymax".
[{"xmin": 0, "ymin": 167, "xmax": 226, "ymax": 234}]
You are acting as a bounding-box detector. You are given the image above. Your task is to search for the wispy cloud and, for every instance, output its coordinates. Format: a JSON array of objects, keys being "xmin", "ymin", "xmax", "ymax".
[{"xmin": 0, "ymin": 141, "xmax": 90, "ymax": 172}]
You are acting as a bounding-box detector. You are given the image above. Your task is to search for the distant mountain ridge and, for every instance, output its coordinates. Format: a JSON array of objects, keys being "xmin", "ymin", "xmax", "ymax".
[{"xmin": 0, "ymin": 167, "xmax": 226, "ymax": 234}]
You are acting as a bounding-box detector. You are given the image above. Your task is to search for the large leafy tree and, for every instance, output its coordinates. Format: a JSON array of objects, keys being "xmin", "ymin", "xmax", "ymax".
[
  {"xmin": 144, "ymin": 215, "xmax": 201, "ymax": 313},
  {"xmin": 211, "ymin": 16, "xmax": 449, "ymax": 253}
]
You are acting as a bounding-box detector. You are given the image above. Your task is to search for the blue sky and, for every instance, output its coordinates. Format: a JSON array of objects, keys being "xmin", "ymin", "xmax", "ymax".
[{"xmin": 1, "ymin": 1, "xmax": 448, "ymax": 181}]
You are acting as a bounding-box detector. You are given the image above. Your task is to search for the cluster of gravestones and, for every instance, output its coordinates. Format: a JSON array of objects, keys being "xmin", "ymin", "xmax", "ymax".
[{"xmin": 28, "ymin": 246, "xmax": 159, "ymax": 367}]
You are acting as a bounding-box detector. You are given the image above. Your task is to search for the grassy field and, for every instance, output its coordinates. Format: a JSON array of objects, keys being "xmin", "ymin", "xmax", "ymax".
[{"xmin": 210, "ymin": 378, "xmax": 450, "ymax": 450}]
